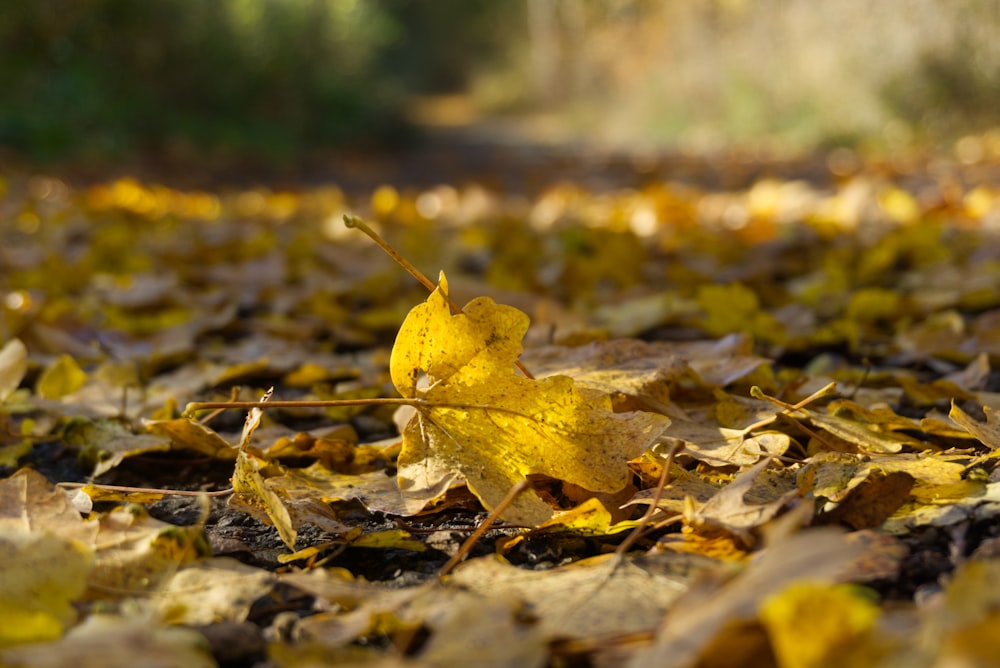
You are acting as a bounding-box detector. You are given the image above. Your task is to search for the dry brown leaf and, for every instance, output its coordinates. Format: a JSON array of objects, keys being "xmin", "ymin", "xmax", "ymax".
[
  {"xmin": 86, "ymin": 506, "xmax": 208, "ymax": 599},
  {"xmin": 149, "ymin": 558, "xmax": 275, "ymax": 625},
  {"xmin": 686, "ymin": 459, "xmax": 802, "ymax": 545},
  {"xmin": 449, "ymin": 552, "xmax": 716, "ymax": 641},
  {"xmin": 0, "ymin": 468, "xmax": 99, "ymax": 545},
  {"xmin": 950, "ymin": 401, "xmax": 1000, "ymax": 451},
  {"xmin": 658, "ymin": 420, "xmax": 789, "ymax": 467},
  {"xmin": 224, "ymin": 398, "xmax": 358, "ymax": 547}
]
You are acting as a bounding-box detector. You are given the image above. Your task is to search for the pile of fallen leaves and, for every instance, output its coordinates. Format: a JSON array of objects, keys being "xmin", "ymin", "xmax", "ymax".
[{"xmin": 3, "ymin": 148, "xmax": 1000, "ymax": 667}]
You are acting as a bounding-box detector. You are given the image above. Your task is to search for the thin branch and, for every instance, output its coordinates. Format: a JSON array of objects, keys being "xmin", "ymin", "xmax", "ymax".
[
  {"xmin": 438, "ymin": 480, "xmax": 530, "ymax": 578},
  {"xmin": 184, "ymin": 397, "xmax": 419, "ymax": 414},
  {"xmin": 344, "ymin": 215, "xmax": 439, "ymax": 294},
  {"xmin": 616, "ymin": 442, "xmax": 683, "ymax": 557},
  {"xmin": 58, "ymin": 482, "xmax": 234, "ymax": 497},
  {"xmin": 739, "ymin": 381, "xmax": 838, "ymax": 436}
]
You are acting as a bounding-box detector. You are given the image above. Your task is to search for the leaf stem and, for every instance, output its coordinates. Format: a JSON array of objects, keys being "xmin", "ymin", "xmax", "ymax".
[
  {"xmin": 344, "ymin": 215, "xmax": 439, "ymax": 294},
  {"xmin": 58, "ymin": 482, "xmax": 234, "ymax": 497},
  {"xmin": 739, "ymin": 381, "xmax": 838, "ymax": 436}
]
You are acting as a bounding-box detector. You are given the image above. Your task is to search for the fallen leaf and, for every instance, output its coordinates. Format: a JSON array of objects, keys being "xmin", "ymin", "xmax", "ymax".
[
  {"xmin": 0, "ymin": 468, "xmax": 99, "ymax": 544},
  {"xmin": 275, "ymin": 463, "xmax": 411, "ymax": 516},
  {"xmin": 230, "ymin": 394, "xmax": 298, "ymax": 549},
  {"xmin": 86, "ymin": 506, "xmax": 210, "ymax": 598},
  {"xmin": 626, "ymin": 458, "xmax": 720, "ymax": 515},
  {"xmin": 658, "ymin": 421, "xmax": 789, "ymax": 467},
  {"xmin": 0, "ymin": 615, "xmax": 216, "ymax": 668},
  {"xmin": 390, "ymin": 273, "xmax": 670, "ymax": 525},
  {"xmin": 801, "ymin": 410, "xmax": 918, "ymax": 454},
  {"xmin": 521, "ymin": 334, "xmax": 767, "ymax": 401},
  {"xmin": 818, "ymin": 470, "xmax": 914, "ymax": 530},
  {"xmin": 0, "ymin": 530, "xmax": 94, "ymax": 648},
  {"xmin": 63, "ymin": 417, "xmax": 172, "ymax": 477},
  {"xmin": 36, "ymin": 354, "xmax": 88, "ymax": 400},
  {"xmin": 687, "ymin": 458, "xmax": 802, "ymax": 545},
  {"xmin": 449, "ymin": 552, "xmax": 715, "ymax": 641},
  {"xmin": 279, "ymin": 577, "xmax": 547, "ymax": 667},
  {"xmin": 227, "ymin": 393, "xmax": 352, "ymax": 549},
  {"xmin": 535, "ymin": 497, "xmax": 618, "ymax": 534},
  {"xmin": 949, "ymin": 401, "xmax": 1000, "ymax": 467},
  {"xmin": 144, "ymin": 417, "xmax": 238, "ymax": 459},
  {"xmin": 0, "ymin": 338, "xmax": 28, "ymax": 402},
  {"xmin": 759, "ymin": 582, "xmax": 883, "ymax": 668},
  {"xmin": 883, "ymin": 481, "xmax": 1000, "ymax": 532},
  {"xmin": 349, "ymin": 529, "xmax": 426, "ymax": 551},
  {"xmin": 420, "ymin": 591, "xmax": 548, "ymax": 667},
  {"xmin": 149, "ymin": 558, "xmax": 275, "ymax": 625},
  {"xmin": 0, "ymin": 471, "xmax": 100, "ymax": 646},
  {"xmin": 631, "ymin": 529, "xmax": 863, "ymax": 668},
  {"xmin": 521, "ymin": 338, "xmax": 692, "ymax": 409}
]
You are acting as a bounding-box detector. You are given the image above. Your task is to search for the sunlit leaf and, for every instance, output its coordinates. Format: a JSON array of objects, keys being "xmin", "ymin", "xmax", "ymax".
[
  {"xmin": 390, "ymin": 273, "xmax": 670, "ymax": 525},
  {"xmin": 759, "ymin": 582, "xmax": 882, "ymax": 668},
  {"xmin": 0, "ymin": 530, "xmax": 94, "ymax": 648},
  {"xmin": 36, "ymin": 354, "xmax": 87, "ymax": 400},
  {"xmin": 144, "ymin": 417, "xmax": 237, "ymax": 459},
  {"xmin": 350, "ymin": 529, "xmax": 425, "ymax": 551}
]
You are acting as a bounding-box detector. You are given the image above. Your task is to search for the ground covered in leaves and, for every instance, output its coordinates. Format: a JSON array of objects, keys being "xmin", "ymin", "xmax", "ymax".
[{"xmin": 4, "ymin": 143, "xmax": 1000, "ymax": 667}]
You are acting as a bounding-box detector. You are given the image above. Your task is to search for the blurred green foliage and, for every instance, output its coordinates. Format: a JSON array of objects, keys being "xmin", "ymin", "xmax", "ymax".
[
  {"xmin": 3, "ymin": 0, "xmax": 998, "ymax": 162},
  {"xmin": 0, "ymin": 0, "xmax": 521, "ymax": 162}
]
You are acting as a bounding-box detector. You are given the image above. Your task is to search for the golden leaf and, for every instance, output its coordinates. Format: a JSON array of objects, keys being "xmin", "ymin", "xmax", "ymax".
[
  {"xmin": 36, "ymin": 354, "xmax": 87, "ymax": 400},
  {"xmin": 390, "ymin": 273, "xmax": 670, "ymax": 525},
  {"xmin": 759, "ymin": 582, "xmax": 882, "ymax": 668}
]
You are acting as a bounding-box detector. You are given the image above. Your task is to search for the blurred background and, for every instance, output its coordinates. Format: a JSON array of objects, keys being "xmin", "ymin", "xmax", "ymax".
[{"xmin": 2, "ymin": 0, "xmax": 999, "ymax": 167}]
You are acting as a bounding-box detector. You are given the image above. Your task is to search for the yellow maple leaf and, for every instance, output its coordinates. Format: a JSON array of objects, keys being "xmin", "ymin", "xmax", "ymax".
[{"xmin": 390, "ymin": 273, "xmax": 670, "ymax": 525}]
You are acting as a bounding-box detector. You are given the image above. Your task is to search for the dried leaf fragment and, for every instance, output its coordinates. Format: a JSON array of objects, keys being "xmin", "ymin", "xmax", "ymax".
[
  {"xmin": 950, "ymin": 401, "xmax": 1000, "ymax": 454},
  {"xmin": 230, "ymin": 393, "xmax": 297, "ymax": 549}
]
